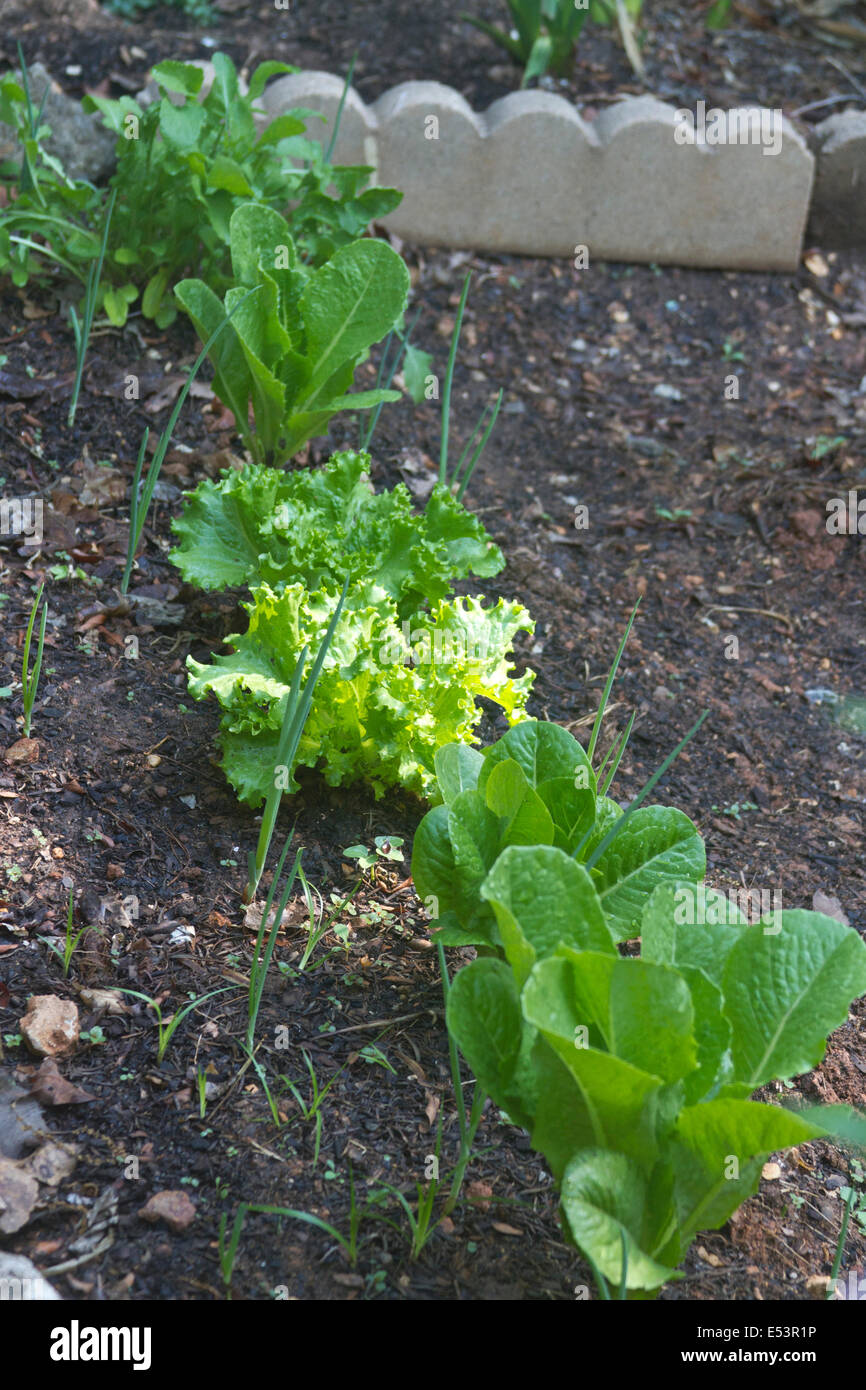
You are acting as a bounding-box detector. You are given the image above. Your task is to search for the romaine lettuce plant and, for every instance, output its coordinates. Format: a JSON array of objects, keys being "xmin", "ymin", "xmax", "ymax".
[
  {"xmin": 412, "ymin": 719, "xmax": 705, "ymax": 946},
  {"xmin": 174, "ymin": 450, "xmax": 535, "ymax": 803},
  {"xmin": 441, "ymin": 840, "xmax": 866, "ymax": 1294},
  {"xmin": 175, "ymin": 204, "xmax": 409, "ymax": 464},
  {"xmin": 413, "ymin": 728, "xmax": 866, "ymax": 1295}
]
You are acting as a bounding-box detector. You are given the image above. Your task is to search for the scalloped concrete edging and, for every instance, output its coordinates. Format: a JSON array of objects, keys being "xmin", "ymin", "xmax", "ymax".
[
  {"xmin": 807, "ymin": 111, "xmax": 866, "ymax": 250},
  {"xmin": 141, "ymin": 64, "xmax": 866, "ymax": 268},
  {"xmin": 260, "ymin": 74, "xmax": 824, "ymax": 272}
]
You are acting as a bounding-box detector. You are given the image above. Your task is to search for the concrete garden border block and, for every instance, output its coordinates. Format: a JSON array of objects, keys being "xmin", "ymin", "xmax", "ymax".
[
  {"xmin": 259, "ymin": 76, "xmax": 816, "ymax": 269},
  {"xmin": 259, "ymin": 71, "xmax": 374, "ymax": 168},
  {"xmin": 586, "ymin": 97, "xmax": 813, "ymax": 271},
  {"xmin": 808, "ymin": 111, "xmax": 866, "ymax": 248},
  {"xmin": 372, "ymin": 82, "xmax": 486, "ymax": 247},
  {"xmin": 462, "ymin": 91, "xmax": 596, "ymax": 255}
]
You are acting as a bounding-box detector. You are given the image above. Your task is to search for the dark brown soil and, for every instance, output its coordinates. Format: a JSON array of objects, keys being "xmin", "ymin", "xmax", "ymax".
[
  {"xmin": 3, "ymin": 0, "xmax": 866, "ymax": 124},
  {"xmin": 0, "ymin": 0, "xmax": 864, "ymax": 1305}
]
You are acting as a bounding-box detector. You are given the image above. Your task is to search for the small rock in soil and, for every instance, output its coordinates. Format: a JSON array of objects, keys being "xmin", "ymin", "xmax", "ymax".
[
  {"xmin": 0, "ymin": 63, "xmax": 115, "ymax": 182},
  {"xmin": 19, "ymin": 995, "xmax": 80, "ymax": 1058},
  {"xmin": 138, "ymin": 1190, "xmax": 196, "ymax": 1233}
]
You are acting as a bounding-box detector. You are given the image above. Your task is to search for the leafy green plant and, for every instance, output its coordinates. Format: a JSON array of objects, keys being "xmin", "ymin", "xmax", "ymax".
[
  {"xmin": 410, "ymin": 632, "xmax": 866, "ymax": 1294},
  {"xmin": 81, "ymin": 54, "xmax": 402, "ymax": 328},
  {"xmin": 20, "ymin": 580, "xmax": 47, "ymax": 737},
  {"xmin": 118, "ymin": 986, "xmax": 235, "ymax": 1063},
  {"xmin": 464, "ymin": 0, "xmax": 593, "ymax": 85},
  {"xmin": 343, "ymin": 836, "xmax": 405, "ymax": 877},
  {"xmin": 172, "ymin": 448, "xmax": 534, "ymax": 803},
  {"xmin": 443, "ymin": 848, "xmax": 866, "ymax": 1295},
  {"xmin": 0, "ymin": 58, "xmax": 104, "ymax": 293},
  {"xmin": 171, "ymin": 446, "xmax": 503, "ymax": 608},
  {"xmin": 40, "ymin": 888, "xmax": 90, "ymax": 978},
  {"xmin": 412, "ymin": 715, "xmax": 706, "ymax": 950},
  {"xmin": 174, "ymin": 202, "xmax": 409, "ymax": 464}
]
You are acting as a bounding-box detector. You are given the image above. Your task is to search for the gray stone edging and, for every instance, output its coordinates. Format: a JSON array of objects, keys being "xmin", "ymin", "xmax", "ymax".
[
  {"xmin": 260, "ymin": 73, "xmax": 818, "ymax": 272},
  {"xmin": 7, "ymin": 60, "xmax": 865, "ymax": 271}
]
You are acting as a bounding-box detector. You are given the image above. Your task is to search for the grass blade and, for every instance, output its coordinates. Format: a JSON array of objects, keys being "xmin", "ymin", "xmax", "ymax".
[
  {"xmin": 68, "ymin": 185, "xmax": 116, "ymax": 428},
  {"xmin": 584, "ymin": 709, "xmax": 710, "ymax": 871},
  {"xmin": 439, "ymin": 272, "xmax": 472, "ymax": 485},
  {"xmin": 324, "ymin": 52, "xmax": 357, "ymax": 165},
  {"xmin": 587, "ymin": 599, "xmax": 641, "ymax": 766}
]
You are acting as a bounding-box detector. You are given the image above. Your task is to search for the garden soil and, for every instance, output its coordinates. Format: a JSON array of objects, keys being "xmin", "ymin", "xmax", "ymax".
[{"xmin": 0, "ymin": 0, "xmax": 864, "ymax": 1301}]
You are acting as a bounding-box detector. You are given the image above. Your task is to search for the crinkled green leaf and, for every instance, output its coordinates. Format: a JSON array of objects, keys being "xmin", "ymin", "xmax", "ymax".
[
  {"xmin": 561, "ymin": 1151, "xmax": 681, "ymax": 1293},
  {"xmin": 481, "ymin": 846, "xmax": 614, "ymax": 986},
  {"xmin": 187, "ymin": 580, "xmax": 534, "ymax": 805},
  {"xmin": 722, "ymin": 911, "xmax": 866, "ymax": 1088},
  {"xmin": 584, "ymin": 806, "xmax": 706, "ymax": 942}
]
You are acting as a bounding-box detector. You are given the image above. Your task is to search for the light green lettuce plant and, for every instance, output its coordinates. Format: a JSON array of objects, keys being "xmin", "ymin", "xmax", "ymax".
[{"xmin": 173, "ymin": 450, "xmax": 535, "ymax": 804}]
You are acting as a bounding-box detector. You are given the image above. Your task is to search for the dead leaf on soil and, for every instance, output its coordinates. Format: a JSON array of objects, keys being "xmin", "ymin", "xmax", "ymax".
[
  {"xmin": 77, "ymin": 987, "xmax": 127, "ymax": 1016},
  {"xmin": 26, "ymin": 1058, "xmax": 95, "ymax": 1106},
  {"xmin": 812, "ymin": 890, "xmax": 849, "ymax": 924},
  {"xmin": 0, "ymin": 1158, "xmax": 39, "ymax": 1233},
  {"xmin": 24, "ymin": 1140, "xmax": 77, "ymax": 1187},
  {"xmin": 78, "ymin": 459, "xmax": 127, "ymax": 507},
  {"xmin": 4, "ymin": 738, "xmax": 40, "ymax": 765}
]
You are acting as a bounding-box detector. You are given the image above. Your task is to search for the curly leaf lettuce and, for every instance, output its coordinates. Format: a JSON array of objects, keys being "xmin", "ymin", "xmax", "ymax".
[
  {"xmin": 171, "ymin": 450, "xmax": 503, "ymax": 615},
  {"xmin": 186, "ymin": 581, "xmax": 535, "ymax": 805}
]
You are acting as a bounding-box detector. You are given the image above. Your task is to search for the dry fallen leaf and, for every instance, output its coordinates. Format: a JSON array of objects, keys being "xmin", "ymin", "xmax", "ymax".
[
  {"xmin": 27, "ymin": 1058, "xmax": 95, "ymax": 1106},
  {"xmin": 812, "ymin": 891, "xmax": 849, "ymax": 925},
  {"xmin": 4, "ymin": 738, "xmax": 40, "ymax": 766},
  {"xmin": 0, "ymin": 1158, "xmax": 39, "ymax": 1233}
]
